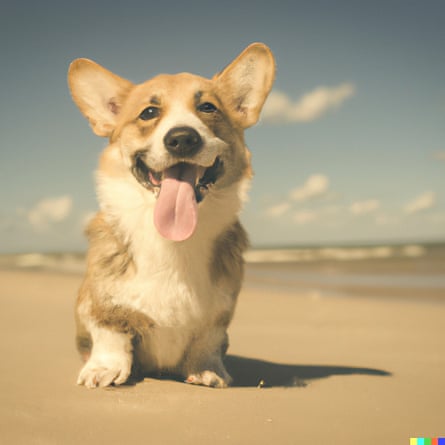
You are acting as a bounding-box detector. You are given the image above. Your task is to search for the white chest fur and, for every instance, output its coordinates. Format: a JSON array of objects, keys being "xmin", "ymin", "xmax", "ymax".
[{"xmin": 95, "ymin": 172, "xmax": 244, "ymax": 369}]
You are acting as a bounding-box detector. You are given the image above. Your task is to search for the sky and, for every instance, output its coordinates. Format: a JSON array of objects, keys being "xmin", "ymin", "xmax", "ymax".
[{"xmin": 0, "ymin": 0, "xmax": 444, "ymax": 253}]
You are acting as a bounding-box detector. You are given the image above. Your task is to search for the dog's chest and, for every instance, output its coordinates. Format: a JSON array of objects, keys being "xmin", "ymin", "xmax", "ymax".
[
  {"xmin": 109, "ymin": 229, "xmax": 229, "ymax": 326},
  {"xmin": 117, "ymin": 260, "xmax": 213, "ymax": 326},
  {"xmin": 103, "ymin": 186, "xmax": 229, "ymax": 325},
  {"xmin": 96, "ymin": 176, "xmax": 237, "ymax": 367},
  {"xmin": 110, "ymin": 246, "xmax": 229, "ymax": 370}
]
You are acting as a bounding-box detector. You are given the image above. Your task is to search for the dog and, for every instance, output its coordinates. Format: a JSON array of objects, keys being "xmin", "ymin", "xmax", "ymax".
[{"xmin": 68, "ymin": 43, "xmax": 275, "ymax": 388}]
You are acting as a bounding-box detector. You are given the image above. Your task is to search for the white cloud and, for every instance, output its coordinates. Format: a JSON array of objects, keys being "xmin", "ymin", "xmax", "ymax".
[
  {"xmin": 434, "ymin": 151, "xmax": 445, "ymax": 161},
  {"xmin": 262, "ymin": 83, "xmax": 356, "ymax": 124},
  {"xmin": 427, "ymin": 212, "xmax": 445, "ymax": 224},
  {"xmin": 265, "ymin": 202, "xmax": 291, "ymax": 218},
  {"xmin": 350, "ymin": 199, "xmax": 380, "ymax": 215},
  {"xmin": 81, "ymin": 211, "xmax": 96, "ymax": 228},
  {"xmin": 293, "ymin": 210, "xmax": 318, "ymax": 225},
  {"xmin": 28, "ymin": 195, "xmax": 73, "ymax": 229},
  {"xmin": 375, "ymin": 214, "xmax": 399, "ymax": 226},
  {"xmin": 404, "ymin": 191, "xmax": 436, "ymax": 214},
  {"xmin": 291, "ymin": 174, "xmax": 330, "ymax": 202}
]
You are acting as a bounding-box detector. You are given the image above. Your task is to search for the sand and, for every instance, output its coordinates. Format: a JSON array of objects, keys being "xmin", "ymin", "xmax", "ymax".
[{"xmin": 0, "ymin": 268, "xmax": 444, "ymax": 444}]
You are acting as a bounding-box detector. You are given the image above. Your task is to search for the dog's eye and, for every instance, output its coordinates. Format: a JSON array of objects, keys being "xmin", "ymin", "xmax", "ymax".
[
  {"xmin": 197, "ymin": 102, "xmax": 218, "ymax": 113},
  {"xmin": 139, "ymin": 106, "xmax": 160, "ymax": 121}
]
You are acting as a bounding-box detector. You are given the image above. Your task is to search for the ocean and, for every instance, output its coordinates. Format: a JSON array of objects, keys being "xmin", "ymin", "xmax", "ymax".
[
  {"xmin": 1, "ymin": 242, "xmax": 444, "ymax": 301},
  {"xmin": 245, "ymin": 242, "xmax": 445, "ymax": 301}
]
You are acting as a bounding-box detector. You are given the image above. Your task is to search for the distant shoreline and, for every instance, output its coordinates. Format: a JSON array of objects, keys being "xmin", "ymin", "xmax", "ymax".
[{"xmin": 1, "ymin": 240, "xmax": 445, "ymax": 273}]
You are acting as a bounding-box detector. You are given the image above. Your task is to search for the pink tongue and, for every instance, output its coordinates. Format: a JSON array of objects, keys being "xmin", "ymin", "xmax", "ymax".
[{"xmin": 154, "ymin": 164, "xmax": 198, "ymax": 241}]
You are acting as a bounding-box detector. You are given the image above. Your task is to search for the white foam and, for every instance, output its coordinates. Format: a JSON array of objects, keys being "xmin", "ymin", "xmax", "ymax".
[
  {"xmin": 0, "ymin": 253, "xmax": 86, "ymax": 273},
  {"xmin": 244, "ymin": 244, "xmax": 426, "ymax": 263}
]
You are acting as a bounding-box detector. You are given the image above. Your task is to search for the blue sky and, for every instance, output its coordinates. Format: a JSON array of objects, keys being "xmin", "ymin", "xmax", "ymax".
[{"xmin": 0, "ymin": 0, "xmax": 444, "ymax": 252}]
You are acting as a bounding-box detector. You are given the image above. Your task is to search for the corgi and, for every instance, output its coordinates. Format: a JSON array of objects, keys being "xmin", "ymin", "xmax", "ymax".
[{"xmin": 68, "ymin": 43, "xmax": 275, "ymax": 388}]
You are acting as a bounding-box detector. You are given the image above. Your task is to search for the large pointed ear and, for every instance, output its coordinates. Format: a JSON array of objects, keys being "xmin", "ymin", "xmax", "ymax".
[
  {"xmin": 214, "ymin": 43, "xmax": 275, "ymax": 128},
  {"xmin": 68, "ymin": 59, "xmax": 133, "ymax": 137}
]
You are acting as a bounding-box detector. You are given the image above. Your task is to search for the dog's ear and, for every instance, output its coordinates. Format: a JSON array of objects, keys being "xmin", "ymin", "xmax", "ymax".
[
  {"xmin": 68, "ymin": 59, "xmax": 133, "ymax": 137},
  {"xmin": 214, "ymin": 43, "xmax": 275, "ymax": 128}
]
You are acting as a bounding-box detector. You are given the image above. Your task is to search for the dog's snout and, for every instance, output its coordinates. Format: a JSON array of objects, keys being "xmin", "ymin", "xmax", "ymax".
[{"xmin": 164, "ymin": 127, "xmax": 203, "ymax": 157}]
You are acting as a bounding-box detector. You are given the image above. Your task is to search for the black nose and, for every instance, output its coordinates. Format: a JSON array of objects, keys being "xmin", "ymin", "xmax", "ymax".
[{"xmin": 164, "ymin": 126, "xmax": 203, "ymax": 157}]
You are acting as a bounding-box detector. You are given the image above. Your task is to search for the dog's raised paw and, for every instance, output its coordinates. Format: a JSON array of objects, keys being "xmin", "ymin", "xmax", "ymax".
[
  {"xmin": 186, "ymin": 370, "xmax": 231, "ymax": 388},
  {"xmin": 77, "ymin": 356, "xmax": 131, "ymax": 388}
]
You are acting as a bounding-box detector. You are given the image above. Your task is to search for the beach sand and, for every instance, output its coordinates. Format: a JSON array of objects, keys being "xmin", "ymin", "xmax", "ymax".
[{"xmin": 0, "ymin": 267, "xmax": 444, "ymax": 444}]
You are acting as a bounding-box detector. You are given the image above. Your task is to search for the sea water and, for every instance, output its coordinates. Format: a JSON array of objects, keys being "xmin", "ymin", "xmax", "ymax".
[{"xmin": 1, "ymin": 242, "xmax": 444, "ymax": 300}]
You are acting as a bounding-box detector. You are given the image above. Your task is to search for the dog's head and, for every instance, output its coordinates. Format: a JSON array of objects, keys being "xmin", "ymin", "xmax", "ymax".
[{"xmin": 68, "ymin": 43, "xmax": 275, "ymax": 241}]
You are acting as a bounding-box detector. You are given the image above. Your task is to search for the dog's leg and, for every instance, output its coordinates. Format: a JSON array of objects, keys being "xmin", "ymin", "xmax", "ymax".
[
  {"xmin": 183, "ymin": 329, "xmax": 232, "ymax": 388},
  {"xmin": 77, "ymin": 324, "xmax": 133, "ymax": 388}
]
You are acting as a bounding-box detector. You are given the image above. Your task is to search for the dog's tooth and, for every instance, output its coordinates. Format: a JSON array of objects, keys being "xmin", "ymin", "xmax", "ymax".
[{"xmin": 197, "ymin": 166, "xmax": 207, "ymax": 183}]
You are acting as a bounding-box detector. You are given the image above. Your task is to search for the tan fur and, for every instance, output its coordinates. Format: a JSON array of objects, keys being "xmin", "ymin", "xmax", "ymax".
[
  {"xmin": 210, "ymin": 221, "xmax": 249, "ymax": 294},
  {"xmin": 69, "ymin": 43, "xmax": 275, "ymax": 388},
  {"xmin": 85, "ymin": 213, "xmax": 135, "ymax": 279}
]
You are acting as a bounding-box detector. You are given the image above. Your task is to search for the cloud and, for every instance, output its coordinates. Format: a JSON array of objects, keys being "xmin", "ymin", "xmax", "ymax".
[
  {"xmin": 291, "ymin": 174, "xmax": 330, "ymax": 202},
  {"xmin": 434, "ymin": 151, "xmax": 445, "ymax": 161},
  {"xmin": 81, "ymin": 211, "xmax": 96, "ymax": 228},
  {"xmin": 375, "ymin": 214, "xmax": 399, "ymax": 226},
  {"xmin": 28, "ymin": 195, "xmax": 73, "ymax": 229},
  {"xmin": 262, "ymin": 83, "xmax": 356, "ymax": 124},
  {"xmin": 264, "ymin": 174, "xmax": 332, "ymax": 222},
  {"xmin": 293, "ymin": 210, "xmax": 318, "ymax": 225},
  {"xmin": 427, "ymin": 211, "xmax": 445, "ymax": 224},
  {"xmin": 350, "ymin": 199, "xmax": 380, "ymax": 215},
  {"xmin": 265, "ymin": 202, "xmax": 291, "ymax": 218},
  {"xmin": 404, "ymin": 191, "xmax": 436, "ymax": 214}
]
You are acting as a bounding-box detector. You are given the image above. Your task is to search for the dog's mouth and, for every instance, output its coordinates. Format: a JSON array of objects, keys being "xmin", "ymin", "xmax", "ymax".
[
  {"xmin": 132, "ymin": 155, "xmax": 223, "ymax": 242},
  {"xmin": 132, "ymin": 155, "xmax": 223, "ymax": 202}
]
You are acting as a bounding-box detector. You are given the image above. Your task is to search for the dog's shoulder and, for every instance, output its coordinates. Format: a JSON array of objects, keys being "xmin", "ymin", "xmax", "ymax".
[
  {"xmin": 210, "ymin": 220, "xmax": 248, "ymax": 292},
  {"xmin": 85, "ymin": 212, "xmax": 135, "ymax": 280}
]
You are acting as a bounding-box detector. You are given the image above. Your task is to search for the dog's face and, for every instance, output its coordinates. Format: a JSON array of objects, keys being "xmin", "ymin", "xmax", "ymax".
[{"xmin": 68, "ymin": 43, "xmax": 275, "ymax": 241}]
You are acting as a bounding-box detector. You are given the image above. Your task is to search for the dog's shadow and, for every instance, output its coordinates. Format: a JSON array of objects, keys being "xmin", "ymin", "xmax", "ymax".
[
  {"xmin": 223, "ymin": 355, "xmax": 391, "ymax": 388},
  {"xmin": 130, "ymin": 355, "xmax": 391, "ymax": 388}
]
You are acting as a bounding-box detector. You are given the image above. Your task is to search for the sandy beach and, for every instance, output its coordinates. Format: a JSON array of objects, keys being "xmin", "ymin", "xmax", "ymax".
[{"xmin": 1, "ymin": 265, "xmax": 444, "ymax": 445}]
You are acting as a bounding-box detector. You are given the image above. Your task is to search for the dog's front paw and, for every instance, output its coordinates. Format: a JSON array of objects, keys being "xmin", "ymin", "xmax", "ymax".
[
  {"xmin": 186, "ymin": 370, "xmax": 232, "ymax": 388},
  {"xmin": 77, "ymin": 354, "xmax": 132, "ymax": 388}
]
